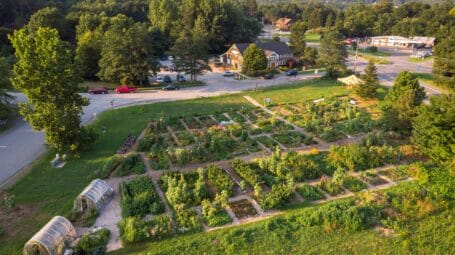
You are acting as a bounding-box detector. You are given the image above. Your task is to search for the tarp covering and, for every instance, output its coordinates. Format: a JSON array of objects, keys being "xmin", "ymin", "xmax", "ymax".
[
  {"xmin": 337, "ymin": 75, "xmax": 364, "ymax": 86},
  {"xmin": 74, "ymin": 179, "xmax": 113, "ymax": 212},
  {"xmin": 23, "ymin": 216, "xmax": 76, "ymax": 255}
]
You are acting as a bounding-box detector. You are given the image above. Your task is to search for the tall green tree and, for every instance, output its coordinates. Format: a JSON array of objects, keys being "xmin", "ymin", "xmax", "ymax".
[
  {"xmin": 355, "ymin": 60, "xmax": 378, "ymax": 97},
  {"xmin": 317, "ymin": 30, "xmax": 347, "ymax": 79},
  {"xmin": 242, "ymin": 44, "xmax": 267, "ymax": 75},
  {"xmin": 412, "ymin": 95, "xmax": 454, "ymax": 164},
  {"xmin": 432, "ymin": 32, "xmax": 455, "ymax": 90},
  {"xmin": 149, "ymin": 0, "xmax": 178, "ymax": 34},
  {"xmin": 98, "ymin": 15, "xmax": 159, "ymax": 85},
  {"xmin": 381, "ymin": 71, "xmax": 425, "ymax": 134},
  {"xmin": 245, "ymin": 0, "xmax": 258, "ymax": 17},
  {"xmin": 0, "ymin": 57, "xmax": 13, "ymax": 120},
  {"xmin": 26, "ymin": 7, "xmax": 72, "ymax": 41},
  {"xmin": 9, "ymin": 27, "xmax": 93, "ymax": 153},
  {"xmin": 289, "ymin": 21, "xmax": 307, "ymax": 61},
  {"xmin": 171, "ymin": 17, "xmax": 210, "ymax": 82}
]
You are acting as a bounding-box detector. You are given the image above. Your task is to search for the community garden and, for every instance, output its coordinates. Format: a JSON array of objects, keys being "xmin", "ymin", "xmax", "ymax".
[{"xmin": 1, "ymin": 78, "xmax": 451, "ymax": 255}]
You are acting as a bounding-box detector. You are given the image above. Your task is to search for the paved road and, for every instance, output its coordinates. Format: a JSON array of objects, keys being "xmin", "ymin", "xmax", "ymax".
[{"xmin": 0, "ymin": 72, "xmax": 321, "ymax": 187}]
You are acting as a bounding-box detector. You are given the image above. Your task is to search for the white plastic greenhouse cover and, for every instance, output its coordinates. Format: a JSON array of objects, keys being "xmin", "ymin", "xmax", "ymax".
[
  {"xmin": 24, "ymin": 216, "xmax": 76, "ymax": 255},
  {"xmin": 77, "ymin": 179, "xmax": 113, "ymax": 209}
]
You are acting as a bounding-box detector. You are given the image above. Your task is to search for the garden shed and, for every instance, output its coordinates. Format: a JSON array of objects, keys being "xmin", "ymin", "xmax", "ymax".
[
  {"xmin": 74, "ymin": 179, "xmax": 113, "ymax": 213},
  {"xmin": 23, "ymin": 216, "xmax": 76, "ymax": 255}
]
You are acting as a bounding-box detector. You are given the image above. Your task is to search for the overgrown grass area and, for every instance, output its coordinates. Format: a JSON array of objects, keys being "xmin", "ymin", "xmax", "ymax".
[
  {"xmin": 250, "ymin": 79, "xmax": 347, "ymax": 105},
  {"xmin": 357, "ymin": 54, "xmax": 392, "ymax": 65},
  {"xmin": 110, "ymin": 183, "xmax": 454, "ymax": 255}
]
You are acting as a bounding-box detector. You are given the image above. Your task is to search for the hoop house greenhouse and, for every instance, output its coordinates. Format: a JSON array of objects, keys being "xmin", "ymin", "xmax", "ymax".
[
  {"xmin": 23, "ymin": 216, "xmax": 76, "ymax": 255},
  {"xmin": 74, "ymin": 179, "xmax": 113, "ymax": 213}
]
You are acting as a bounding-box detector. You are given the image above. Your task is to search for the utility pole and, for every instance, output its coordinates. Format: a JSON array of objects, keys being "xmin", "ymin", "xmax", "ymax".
[{"xmin": 353, "ymin": 44, "xmax": 358, "ymax": 74}]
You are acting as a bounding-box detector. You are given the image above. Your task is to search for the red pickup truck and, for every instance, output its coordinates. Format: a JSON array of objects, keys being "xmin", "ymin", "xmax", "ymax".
[{"xmin": 115, "ymin": 85, "xmax": 137, "ymax": 93}]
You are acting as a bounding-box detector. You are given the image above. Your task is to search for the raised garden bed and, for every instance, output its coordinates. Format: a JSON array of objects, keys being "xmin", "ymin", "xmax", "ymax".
[
  {"xmin": 378, "ymin": 166, "xmax": 409, "ymax": 182},
  {"xmin": 297, "ymin": 184, "xmax": 325, "ymax": 201},
  {"xmin": 229, "ymin": 112, "xmax": 247, "ymax": 123},
  {"xmin": 183, "ymin": 116, "xmax": 203, "ymax": 129},
  {"xmin": 175, "ymin": 130, "xmax": 196, "ymax": 146},
  {"xmin": 198, "ymin": 116, "xmax": 217, "ymax": 127},
  {"xmin": 255, "ymin": 135, "xmax": 279, "ymax": 150},
  {"xmin": 228, "ymin": 199, "xmax": 258, "ymax": 219},
  {"xmin": 342, "ymin": 176, "xmax": 368, "ymax": 192},
  {"xmin": 318, "ymin": 177, "xmax": 345, "ymax": 196},
  {"xmin": 115, "ymin": 153, "xmax": 145, "ymax": 177},
  {"xmin": 359, "ymin": 171, "xmax": 389, "ymax": 186}
]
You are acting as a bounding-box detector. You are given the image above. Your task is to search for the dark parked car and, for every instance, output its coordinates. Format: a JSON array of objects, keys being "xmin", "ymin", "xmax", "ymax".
[
  {"xmin": 286, "ymin": 70, "xmax": 298, "ymax": 76},
  {"xmin": 176, "ymin": 74, "xmax": 186, "ymax": 82},
  {"xmin": 163, "ymin": 75, "xmax": 172, "ymax": 83},
  {"xmin": 163, "ymin": 84, "xmax": 180, "ymax": 91},
  {"xmin": 222, "ymin": 71, "xmax": 234, "ymax": 77},
  {"xmin": 263, "ymin": 73, "xmax": 274, "ymax": 80},
  {"xmin": 88, "ymin": 87, "xmax": 108, "ymax": 94}
]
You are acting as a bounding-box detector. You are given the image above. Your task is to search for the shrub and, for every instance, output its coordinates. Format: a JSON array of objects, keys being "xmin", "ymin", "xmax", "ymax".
[
  {"xmin": 231, "ymin": 159, "xmax": 261, "ymax": 186},
  {"xmin": 298, "ymin": 185, "xmax": 324, "ymax": 201},
  {"xmin": 118, "ymin": 217, "xmax": 147, "ymax": 243},
  {"xmin": 3, "ymin": 193, "xmax": 15, "ymax": 209},
  {"xmin": 120, "ymin": 176, "xmax": 164, "ymax": 218},
  {"xmin": 259, "ymin": 183, "xmax": 293, "ymax": 209},
  {"xmin": 116, "ymin": 153, "xmax": 145, "ymax": 177},
  {"xmin": 92, "ymin": 155, "xmax": 122, "ymax": 179},
  {"xmin": 76, "ymin": 228, "xmax": 110, "ymax": 253},
  {"xmin": 201, "ymin": 199, "xmax": 232, "ymax": 227},
  {"xmin": 206, "ymin": 165, "xmax": 234, "ymax": 195},
  {"xmin": 342, "ymin": 176, "xmax": 368, "ymax": 192}
]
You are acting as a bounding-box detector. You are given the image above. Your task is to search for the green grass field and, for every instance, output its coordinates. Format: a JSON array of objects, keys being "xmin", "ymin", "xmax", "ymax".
[
  {"xmin": 110, "ymin": 186, "xmax": 454, "ymax": 255},
  {"xmin": 413, "ymin": 72, "xmax": 453, "ymax": 94},
  {"xmin": 353, "ymin": 49, "xmax": 391, "ymax": 57},
  {"xmin": 409, "ymin": 56, "xmax": 433, "ymax": 63},
  {"xmin": 250, "ymin": 79, "xmax": 347, "ymax": 105},
  {"xmin": 305, "ymin": 33, "xmax": 321, "ymax": 43}
]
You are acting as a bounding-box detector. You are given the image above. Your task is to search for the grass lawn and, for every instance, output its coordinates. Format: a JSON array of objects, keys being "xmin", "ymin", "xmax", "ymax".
[
  {"xmin": 249, "ymin": 79, "xmax": 347, "ymax": 105},
  {"xmin": 305, "ymin": 33, "xmax": 321, "ymax": 43},
  {"xmin": 357, "ymin": 54, "xmax": 392, "ymax": 65},
  {"xmin": 109, "ymin": 187, "xmax": 454, "ymax": 255},
  {"xmin": 351, "ymin": 49, "xmax": 391, "ymax": 57},
  {"xmin": 409, "ymin": 56, "xmax": 433, "ymax": 63},
  {"xmin": 413, "ymin": 73, "xmax": 453, "ymax": 94}
]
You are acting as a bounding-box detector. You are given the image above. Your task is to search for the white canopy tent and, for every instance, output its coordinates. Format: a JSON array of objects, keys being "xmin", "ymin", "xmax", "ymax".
[{"xmin": 337, "ymin": 75, "xmax": 364, "ymax": 87}]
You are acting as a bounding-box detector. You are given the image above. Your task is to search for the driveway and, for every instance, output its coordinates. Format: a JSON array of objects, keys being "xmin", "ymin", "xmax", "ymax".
[{"xmin": 0, "ymin": 72, "xmax": 321, "ymax": 188}]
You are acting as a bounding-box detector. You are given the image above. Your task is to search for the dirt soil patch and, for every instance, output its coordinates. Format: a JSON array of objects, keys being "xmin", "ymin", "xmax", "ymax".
[{"xmin": 229, "ymin": 199, "xmax": 257, "ymax": 219}]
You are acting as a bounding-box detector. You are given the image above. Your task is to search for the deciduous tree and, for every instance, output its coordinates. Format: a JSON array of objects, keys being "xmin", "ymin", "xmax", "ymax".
[
  {"xmin": 289, "ymin": 21, "xmax": 307, "ymax": 61},
  {"xmin": 317, "ymin": 30, "xmax": 347, "ymax": 79},
  {"xmin": 242, "ymin": 44, "xmax": 267, "ymax": 75},
  {"xmin": 412, "ymin": 95, "xmax": 455, "ymax": 164},
  {"xmin": 9, "ymin": 27, "xmax": 94, "ymax": 153}
]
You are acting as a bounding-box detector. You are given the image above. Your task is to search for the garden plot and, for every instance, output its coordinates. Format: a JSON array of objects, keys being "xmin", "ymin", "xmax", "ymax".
[
  {"xmin": 297, "ymin": 184, "xmax": 325, "ymax": 201},
  {"xmin": 359, "ymin": 170, "xmax": 389, "ymax": 186},
  {"xmin": 228, "ymin": 199, "xmax": 258, "ymax": 219},
  {"xmin": 267, "ymin": 97, "xmax": 375, "ymax": 142},
  {"xmin": 378, "ymin": 166, "xmax": 410, "ymax": 182},
  {"xmin": 136, "ymin": 114, "xmax": 263, "ymax": 168}
]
